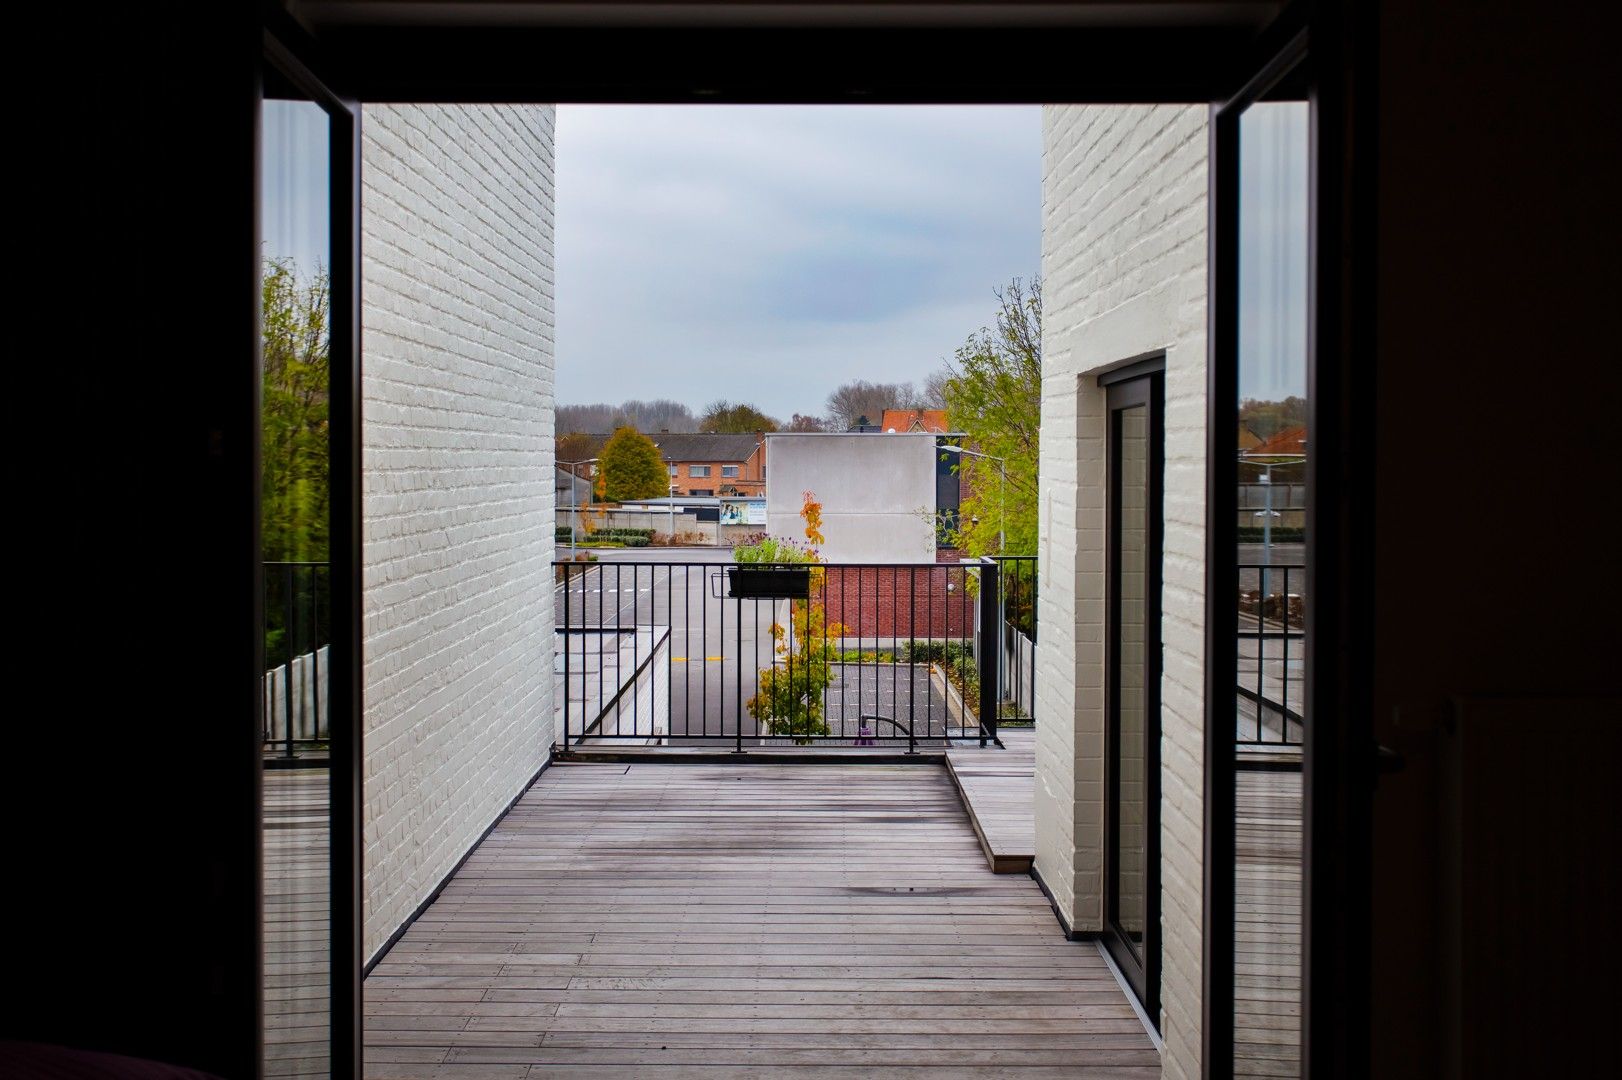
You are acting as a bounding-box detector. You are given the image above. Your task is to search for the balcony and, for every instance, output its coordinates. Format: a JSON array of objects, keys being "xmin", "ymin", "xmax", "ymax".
[{"xmin": 362, "ymin": 756, "xmax": 1158, "ymax": 1076}]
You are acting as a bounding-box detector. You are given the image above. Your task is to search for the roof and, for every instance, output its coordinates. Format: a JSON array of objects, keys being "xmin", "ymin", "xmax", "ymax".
[
  {"xmin": 879, "ymin": 408, "xmax": 950, "ymax": 433},
  {"xmin": 1246, "ymin": 425, "xmax": 1307, "ymax": 456},
  {"xmin": 651, "ymin": 432, "xmax": 761, "ymax": 462},
  {"xmin": 557, "ymin": 431, "xmax": 762, "ymax": 463}
]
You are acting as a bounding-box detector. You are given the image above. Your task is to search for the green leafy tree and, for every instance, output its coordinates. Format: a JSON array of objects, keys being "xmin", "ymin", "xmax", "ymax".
[
  {"xmin": 597, "ymin": 426, "xmax": 668, "ymax": 502},
  {"xmin": 262, "ymin": 258, "xmax": 330, "ymax": 562},
  {"xmin": 940, "ymin": 277, "xmax": 1041, "ymax": 557},
  {"xmin": 700, "ymin": 399, "xmax": 779, "ymax": 433}
]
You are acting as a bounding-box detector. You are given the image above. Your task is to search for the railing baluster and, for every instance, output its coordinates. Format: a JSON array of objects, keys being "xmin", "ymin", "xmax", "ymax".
[{"xmin": 283, "ymin": 564, "xmax": 295, "ymax": 759}]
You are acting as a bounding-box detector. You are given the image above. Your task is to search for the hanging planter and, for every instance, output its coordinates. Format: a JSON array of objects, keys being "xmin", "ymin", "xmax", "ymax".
[{"xmin": 727, "ymin": 565, "xmax": 811, "ymax": 600}]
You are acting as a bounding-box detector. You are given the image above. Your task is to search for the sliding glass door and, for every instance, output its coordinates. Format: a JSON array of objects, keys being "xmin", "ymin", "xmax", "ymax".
[
  {"xmin": 1102, "ymin": 364, "xmax": 1164, "ymax": 1019},
  {"xmin": 260, "ymin": 30, "xmax": 361, "ymax": 1079}
]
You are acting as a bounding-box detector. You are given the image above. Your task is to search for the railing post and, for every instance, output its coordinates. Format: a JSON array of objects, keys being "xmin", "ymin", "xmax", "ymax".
[
  {"xmin": 977, "ymin": 558, "xmax": 999, "ymax": 748},
  {"xmin": 284, "ymin": 564, "xmax": 296, "ymax": 758},
  {"xmin": 562, "ymin": 562, "xmax": 572, "ymax": 745}
]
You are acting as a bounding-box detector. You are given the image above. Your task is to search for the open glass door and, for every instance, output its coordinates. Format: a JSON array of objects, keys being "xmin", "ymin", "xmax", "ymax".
[
  {"xmin": 1208, "ymin": 16, "xmax": 1346, "ymax": 1078},
  {"xmin": 1101, "ymin": 364, "xmax": 1165, "ymax": 1021},
  {"xmin": 260, "ymin": 29, "xmax": 361, "ymax": 1079}
]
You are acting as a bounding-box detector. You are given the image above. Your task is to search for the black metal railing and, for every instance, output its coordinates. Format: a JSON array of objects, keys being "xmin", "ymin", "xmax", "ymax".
[
  {"xmin": 1236, "ymin": 562, "xmax": 1304, "ymax": 747},
  {"xmin": 555, "ymin": 559, "xmax": 1008, "ymax": 752},
  {"xmin": 991, "ymin": 555, "xmax": 1037, "ymax": 723},
  {"xmin": 263, "ymin": 561, "xmax": 330, "ymax": 759}
]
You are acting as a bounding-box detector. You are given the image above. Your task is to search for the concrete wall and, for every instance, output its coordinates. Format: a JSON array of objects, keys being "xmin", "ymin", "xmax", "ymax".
[
  {"xmin": 1038, "ymin": 104, "xmax": 1208, "ymax": 1077},
  {"xmin": 764, "ymin": 433, "xmax": 937, "ymax": 562},
  {"xmin": 361, "ymin": 104, "xmax": 557, "ymax": 963}
]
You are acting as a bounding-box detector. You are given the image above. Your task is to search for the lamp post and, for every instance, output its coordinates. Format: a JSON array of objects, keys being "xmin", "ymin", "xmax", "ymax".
[
  {"xmin": 1236, "ymin": 451, "xmax": 1306, "ymax": 567},
  {"xmin": 669, "ymin": 483, "xmax": 677, "ymax": 542},
  {"xmin": 560, "ymin": 458, "xmax": 599, "ymax": 559},
  {"xmin": 940, "ymin": 444, "xmax": 1007, "ymax": 552}
]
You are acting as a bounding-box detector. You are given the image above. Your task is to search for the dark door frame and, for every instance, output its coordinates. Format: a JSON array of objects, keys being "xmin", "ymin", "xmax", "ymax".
[
  {"xmin": 242, "ymin": 4, "xmax": 1372, "ymax": 1078},
  {"xmin": 1204, "ymin": 3, "xmax": 1374, "ymax": 1078},
  {"xmin": 1101, "ymin": 362, "xmax": 1166, "ymax": 1024},
  {"xmin": 262, "ymin": 19, "xmax": 364, "ymax": 1077}
]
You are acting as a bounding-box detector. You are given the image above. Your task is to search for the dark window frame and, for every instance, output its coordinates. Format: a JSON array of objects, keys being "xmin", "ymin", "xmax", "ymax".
[{"xmin": 1101, "ymin": 362, "xmax": 1166, "ymax": 1024}]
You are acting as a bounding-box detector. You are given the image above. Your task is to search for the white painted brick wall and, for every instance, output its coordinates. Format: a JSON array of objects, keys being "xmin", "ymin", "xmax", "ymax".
[
  {"xmin": 360, "ymin": 104, "xmax": 557, "ymax": 963},
  {"xmin": 1038, "ymin": 103, "xmax": 1208, "ymax": 1079}
]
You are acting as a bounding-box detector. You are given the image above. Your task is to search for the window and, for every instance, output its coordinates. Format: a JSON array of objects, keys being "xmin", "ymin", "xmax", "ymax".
[
  {"xmin": 668, "ymin": 464, "xmax": 677, "ymax": 477},
  {"xmin": 721, "ymin": 465, "xmax": 739, "ymax": 477},
  {"xmin": 689, "ymin": 465, "xmax": 711, "ymax": 477},
  {"xmin": 690, "ymin": 489, "xmax": 714, "ymax": 497}
]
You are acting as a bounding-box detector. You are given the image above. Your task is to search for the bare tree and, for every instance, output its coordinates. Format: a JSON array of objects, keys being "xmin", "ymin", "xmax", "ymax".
[
  {"xmin": 558, "ymin": 398, "xmax": 698, "ymax": 433},
  {"xmin": 700, "ymin": 400, "xmax": 780, "ymax": 433},
  {"xmin": 921, "ymin": 368, "xmax": 952, "ymax": 409},
  {"xmin": 785, "ymin": 413, "xmax": 827, "ymax": 432},
  {"xmin": 823, "ymin": 380, "xmax": 920, "ymax": 430}
]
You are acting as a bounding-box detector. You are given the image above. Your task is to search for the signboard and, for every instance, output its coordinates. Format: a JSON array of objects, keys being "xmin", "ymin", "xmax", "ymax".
[{"xmin": 719, "ymin": 498, "xmax": 767, "ymax": 526}]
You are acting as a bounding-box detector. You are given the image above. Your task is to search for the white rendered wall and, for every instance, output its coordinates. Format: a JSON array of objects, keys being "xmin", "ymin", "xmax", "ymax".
[
  {"xmin": 360, "ymin": 104, "xmax": 557, "ymax": 963},
  {"xmin": 1037, "ymin": 103, "xmax": 1208, "ymax": 1078},
  {"xmin": 764, "ymin": 434, "xmax": 937, "ymax": 563}
]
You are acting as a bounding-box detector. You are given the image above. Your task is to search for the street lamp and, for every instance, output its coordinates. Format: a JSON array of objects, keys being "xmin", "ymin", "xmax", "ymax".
[
  {"xmin": 939, "ymin": 444, "xmax": 1007, "ymax": 552},
  {"xmin": 559, "ymin": 458, "xmax": 599, "ymax": 559},
  {"xmin": 1236, "ymin": 451, "xmax": 1306, "ymax": 567}
]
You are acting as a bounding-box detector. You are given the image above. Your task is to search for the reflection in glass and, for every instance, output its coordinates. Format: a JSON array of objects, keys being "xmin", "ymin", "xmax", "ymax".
[
  {"xmin": 261, "ymin": 92, "xmax": 331, "ymax": 1079},
  {"xmin": 1233, "ymin": 98, "xmax": 1308, "ymax": 1080},
  {"xmin": 1113, "ymin": 405, "xmax": 1148, "ymax": 950}
]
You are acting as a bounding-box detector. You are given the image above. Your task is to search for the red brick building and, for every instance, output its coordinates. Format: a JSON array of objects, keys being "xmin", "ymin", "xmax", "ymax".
[{"xmin": 557, "ymin": 431, "xmax": 767, "ymax": 498}]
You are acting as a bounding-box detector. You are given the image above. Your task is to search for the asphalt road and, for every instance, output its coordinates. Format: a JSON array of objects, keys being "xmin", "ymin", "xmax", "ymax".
[{"xmin": 556, "ymin": 547, "xmax": 777, "ymax": 743}]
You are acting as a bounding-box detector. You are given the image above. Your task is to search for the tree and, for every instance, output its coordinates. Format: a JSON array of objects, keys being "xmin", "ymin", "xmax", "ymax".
[
  {"xmin": 261, "ymin": 257, "xmax": 330, "ymax": 562},
  {"xmin": 597, "ymin": 426, "xmax": 669, "ymax": 502},
  {"xmin": 921, "ymin": 368, "xmax": 952, "ymax": 409},
  {"xmin": 785, "ymin": 413, "xmax": 826, "ymax": 432},
  {"xmin": 940, "ymin": 277, "xmax": 1041, "ymax": 557},
  {"xmin": 823, "ymin": 379, "xmax": 921, "ymax": 430},
  {"xmin": 700, "ymin": 399, "xmax": 780, "ymax": 433},
  {"xmin": 743, "ymin": 492, "xmax": 843, "ymax": 743},
  {"xmin": 557, "ymin": 399, "xmax": 698, "ymax": 433}
]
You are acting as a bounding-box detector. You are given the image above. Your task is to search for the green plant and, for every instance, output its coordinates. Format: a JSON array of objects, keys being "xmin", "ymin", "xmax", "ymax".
[
  {"xmin": 746, "ymin": 492, "xmax": 842, "ymax": 744},
  {"xmin": 733, "ymin": 535, "xmax": 817, "ymax": 564},
  {"xmin": 938, "ymin": 277, "xmax": 1041, "ymax": 557}
]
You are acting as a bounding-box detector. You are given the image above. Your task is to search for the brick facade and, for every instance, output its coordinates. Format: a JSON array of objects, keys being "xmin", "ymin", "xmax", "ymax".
[
  {"xmin": 360, "ymin": 104, "xmax": 557, "ymax": 964},
  {"xmin": 819, "ymin": 565, "xmax": 976, "ymax": 641},
  {"xmin": 1039, "ymin": 104, "xmax": 1209, "ymax": 1077}
]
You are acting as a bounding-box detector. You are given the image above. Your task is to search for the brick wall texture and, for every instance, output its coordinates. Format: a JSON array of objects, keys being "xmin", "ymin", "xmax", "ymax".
[
  {"xmin": 360, "ymin": 104, "xmax": 557, "ymax": 963},
  {"xmin": 1038, "ymin": 103, "xmax": 1209, "ymax": 1079},
  {"xmin": 820, "ymin": 565, "xmax": 976, "ymax": 640}
]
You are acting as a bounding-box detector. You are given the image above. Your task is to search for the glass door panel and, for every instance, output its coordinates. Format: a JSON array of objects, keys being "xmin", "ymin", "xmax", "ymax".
[
  {"xmin": 261, "ymin": 64, "xmax": 333, "ymax": 1080},
  {"xmin": 1103, "ymin": 370, "xmax": 1162, "ymax": 1019},
  {"xmin": 1232, "ymin": 93, "xmax": 1309, "ymax": 1080}
]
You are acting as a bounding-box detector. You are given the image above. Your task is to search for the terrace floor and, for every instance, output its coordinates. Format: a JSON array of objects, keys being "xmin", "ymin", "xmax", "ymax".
[{"xmin": 364, "ymin": 760, "xmax": 1160, "ymax": 1078}]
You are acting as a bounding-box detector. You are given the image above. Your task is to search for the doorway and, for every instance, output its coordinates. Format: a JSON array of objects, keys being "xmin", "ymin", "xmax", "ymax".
[{"xmin": 1101, "ymin": 361, "xmax": 1165, "ymax": 1020}]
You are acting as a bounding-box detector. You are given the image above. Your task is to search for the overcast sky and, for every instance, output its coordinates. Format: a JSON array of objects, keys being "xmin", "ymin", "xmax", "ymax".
[{"xmin": 555, "ymin": 105, "xmax": 1042, "ymax": 420}]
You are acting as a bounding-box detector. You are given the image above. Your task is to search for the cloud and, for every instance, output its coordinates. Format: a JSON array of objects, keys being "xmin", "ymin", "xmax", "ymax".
[{"xmin": 556, "ymin": 105, "xmax": 1040, "ymax": 417}]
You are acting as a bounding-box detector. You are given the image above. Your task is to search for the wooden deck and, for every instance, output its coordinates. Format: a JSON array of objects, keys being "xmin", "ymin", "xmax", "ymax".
[
  {"xmin": 945, "ymin": 727, "xmax": 1037, "ymax": 873},
  {"xmin": 265, "ymin": 766, "xmax": 331, "ymax": 1078},
  {"xmin": 1234, "ymin": 765, "xmax": 1302, "ymax": 1079},
  {"xmin": 364, "ymin": 761, "xmax": 1159, "ymax": 1078}
]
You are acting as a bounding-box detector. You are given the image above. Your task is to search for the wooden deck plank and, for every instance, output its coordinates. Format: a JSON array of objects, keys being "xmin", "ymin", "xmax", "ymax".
[
  {"xmin": 364, "ymin": 760, "xmax": 1156, "ymax": 1076},
  {"xmin": 945, "ymin": 727, "xmax": 1037, "ymax": 873},
  {"xmin": 1234, "ymin": 766, "xmax": 1302, "ymax": 1080}
]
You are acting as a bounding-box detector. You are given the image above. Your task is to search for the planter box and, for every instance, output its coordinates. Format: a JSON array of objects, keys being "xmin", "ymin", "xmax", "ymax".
[{"xmin": 727, "ymin": 565, "xmax": 811, "ymax": 600}]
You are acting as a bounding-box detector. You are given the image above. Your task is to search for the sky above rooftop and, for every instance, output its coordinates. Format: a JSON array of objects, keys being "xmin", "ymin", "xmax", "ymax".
[{"xmin": 555, "ymin": 105, "xmax": 1043, "ymax": 420}]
